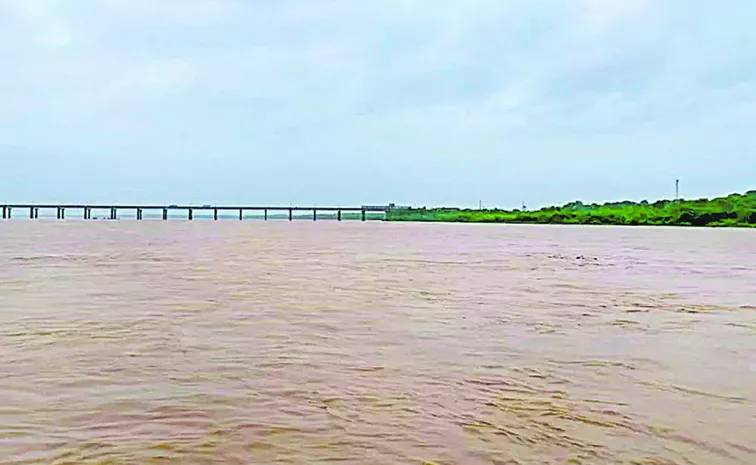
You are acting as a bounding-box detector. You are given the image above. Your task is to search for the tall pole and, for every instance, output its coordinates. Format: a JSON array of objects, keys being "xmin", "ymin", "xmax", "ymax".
[{"xmin": 675, "ymin": 179, "xmax": 680, "ymax": 201}]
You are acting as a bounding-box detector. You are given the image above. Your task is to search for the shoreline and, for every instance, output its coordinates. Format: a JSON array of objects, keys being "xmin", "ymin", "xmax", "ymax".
[
  {"xmin": 384, "ymin": 217, "xmax": 756, "ymax": 228},
  {"xmin": 386, "ymin": 191, "xmax": 756, "ymax": 228}
]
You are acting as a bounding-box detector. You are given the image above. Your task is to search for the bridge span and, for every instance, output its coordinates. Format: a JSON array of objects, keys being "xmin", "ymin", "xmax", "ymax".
[{"xmin": 0, "ymin": 204, "xmax": 395, "ymax": 221}]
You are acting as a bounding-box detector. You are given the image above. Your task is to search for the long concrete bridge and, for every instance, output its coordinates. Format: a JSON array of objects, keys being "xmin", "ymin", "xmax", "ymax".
[{"xmin": 0, "ymin": 204, "xmax": 393, "ymax": 221}]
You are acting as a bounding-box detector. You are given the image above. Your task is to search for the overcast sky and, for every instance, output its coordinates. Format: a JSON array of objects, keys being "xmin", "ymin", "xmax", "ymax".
[{"xmin": 1, "ymin": 0, "xmax": 754, "ymax": 208}]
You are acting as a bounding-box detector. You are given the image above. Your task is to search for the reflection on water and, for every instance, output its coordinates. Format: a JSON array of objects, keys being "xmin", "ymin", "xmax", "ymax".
[{"xmin": 0, "ymin": 221, "xmax": 754, "ymax": 464}]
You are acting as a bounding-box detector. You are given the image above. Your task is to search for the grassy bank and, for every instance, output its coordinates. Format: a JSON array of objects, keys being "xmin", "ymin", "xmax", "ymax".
[{"xmin": 386, "ymin": 191, "xmax": 756, "ymax": 227}]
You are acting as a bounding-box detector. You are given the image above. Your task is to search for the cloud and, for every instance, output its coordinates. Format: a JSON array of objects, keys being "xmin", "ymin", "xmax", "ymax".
[
  {"xmin": 0, "ymin": 0, "xmax": 754, "ymax": 205},
  {"xmin": 573, "ymin": 0, "xmax": 654, "ymax": 33},
  {"xmin": 5, "ymin": 0, "xmax": 72, "ymax": 47}
]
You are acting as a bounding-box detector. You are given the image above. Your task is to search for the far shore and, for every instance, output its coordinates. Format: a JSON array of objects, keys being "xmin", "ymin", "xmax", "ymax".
[{"xmin": 385, "ymin": 191, "xmax": 756, "ymax": 228}]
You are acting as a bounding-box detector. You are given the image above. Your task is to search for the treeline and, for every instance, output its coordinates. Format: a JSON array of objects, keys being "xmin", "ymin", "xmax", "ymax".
[{"xmin": 386, "ymin": 191, "xmax": 756, "ymax": 227}]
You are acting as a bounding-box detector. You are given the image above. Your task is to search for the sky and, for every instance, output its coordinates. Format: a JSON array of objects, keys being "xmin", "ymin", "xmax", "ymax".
[{"xmin": 1, "ymin": 0, "xmax": 755, "ymax": 208}]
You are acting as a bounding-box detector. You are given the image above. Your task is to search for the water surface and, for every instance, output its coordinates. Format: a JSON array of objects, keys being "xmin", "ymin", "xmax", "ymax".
[{"xmin": 1, "ymin": 221, "xmax": 754, "ymax": 464}]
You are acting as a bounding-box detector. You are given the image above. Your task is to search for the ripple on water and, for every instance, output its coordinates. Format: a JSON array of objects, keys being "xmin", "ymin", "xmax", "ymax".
[{"xmin": 0, "ymin": 222, "xmax": 754, "ymax": 464}]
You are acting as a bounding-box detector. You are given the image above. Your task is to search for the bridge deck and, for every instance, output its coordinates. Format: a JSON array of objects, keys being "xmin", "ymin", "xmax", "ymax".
[
  {"xmin": 1, "ymin": 205, "xmax": 378, "ymax": 211},
  {"xmin": 0, "ymin": 204, "xmax": 391, "ymax": 221}
]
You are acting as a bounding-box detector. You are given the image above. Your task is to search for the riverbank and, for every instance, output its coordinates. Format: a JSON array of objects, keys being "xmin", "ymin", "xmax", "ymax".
[{"xmin": 386, "ymin": 191, "xmax": 756, "ymax": 227}]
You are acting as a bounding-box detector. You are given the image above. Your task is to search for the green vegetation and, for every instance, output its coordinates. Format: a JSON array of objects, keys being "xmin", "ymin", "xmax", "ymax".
[{"xmin": 386, "ymin": 191, "xmax": 756, "ymax": 227}]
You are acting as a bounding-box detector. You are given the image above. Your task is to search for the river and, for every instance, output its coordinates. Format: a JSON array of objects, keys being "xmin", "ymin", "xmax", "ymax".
[{"xmin": 1, "ymin": 221, "xmax": 754, "ymax": 464}]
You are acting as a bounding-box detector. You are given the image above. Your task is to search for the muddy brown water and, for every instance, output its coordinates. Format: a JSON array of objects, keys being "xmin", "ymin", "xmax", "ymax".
[{"xmin": 0, "ymin": 221, "xmax": 754, "ymax": 464}]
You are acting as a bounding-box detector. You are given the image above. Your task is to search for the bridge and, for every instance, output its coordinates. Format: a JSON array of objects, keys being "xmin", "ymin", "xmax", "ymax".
[{"xmin": 0, "ymin": 204, "xmax": 395, "ymax": 221}]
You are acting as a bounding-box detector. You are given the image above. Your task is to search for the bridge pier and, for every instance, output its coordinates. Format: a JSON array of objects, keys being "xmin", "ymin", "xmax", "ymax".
[
  {"xmin": 362, "ymin": 210, "xmax": 366, "ymax": 221},
  {"xmin": 31, "ymin": 207, "xmax": 35, "ymax": 219},
  {"xmin": 264, "ymin": 209, "xmax": 268, "ymax": 221},
  {"xmin": 137, "ymin": 208, "xmax": 143, "ymax": 220},
  {"xmin": 239, "ymin": 209, "xmax": 243, "ymax": 221},
  {"xmin": 84, "ymin": 208, "xmax": 91, "ymax": 220},
  {"xmin": 313, "ymin": 209, "xmax": 317, "ymax": 221},
  {"xmin": 289, "ymin": 208, "xmax": 293, "ymax": 221},
  {"xmin": 188, "ymin": 209, "xmax": 193, "ymax": 220},
  {"xmin": 338, "ymin": 210, "xmax": 342, "ymax": 221},
  {"xmin": 213, "ymin": 209, "xmax": 218, "ymax": 221},
  {"xmin": 2, "ymin": 206, "xmax": 6, "ymax": 219},
  {"xmin": 162, "ymin": 208, "xmax": 168, "ymax": 220},
  {"xmin": 110, "ymin": 208, "xmax": 117, "ymax": 220},
  {"xmin": 60, "ymin": 208, "xmax": 65, "ymax": 220}
]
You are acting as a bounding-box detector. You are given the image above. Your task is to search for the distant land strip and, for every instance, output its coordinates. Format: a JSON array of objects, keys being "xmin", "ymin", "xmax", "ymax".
[{"xmin": 385, "ymin": 191, "xmax": 756, "ymax": 228}]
